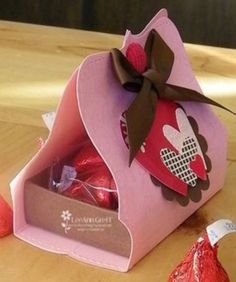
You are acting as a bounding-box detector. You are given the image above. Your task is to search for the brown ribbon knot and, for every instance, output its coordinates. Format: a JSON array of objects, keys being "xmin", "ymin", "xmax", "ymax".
[{"xmin": 111, "ymin": 29, "xmax": 235, "ymax": 166}]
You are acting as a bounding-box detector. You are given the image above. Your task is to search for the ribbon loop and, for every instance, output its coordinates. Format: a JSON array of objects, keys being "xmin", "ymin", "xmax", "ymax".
[{"xmin": 111, "ymin": 48, "xmax": 142, "ymax": 91}]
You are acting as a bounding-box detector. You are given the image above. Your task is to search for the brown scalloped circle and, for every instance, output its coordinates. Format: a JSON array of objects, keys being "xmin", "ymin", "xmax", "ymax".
[{"xmin": 150, "ymin": 113, "xmax": 212, "ymax": 206}]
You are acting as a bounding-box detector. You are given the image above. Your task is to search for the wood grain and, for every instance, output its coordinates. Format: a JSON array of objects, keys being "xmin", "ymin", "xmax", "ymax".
[
  {"xmin": 0, "ymin": 20, "xmax": 236, "ymax": 282},
  {"xmin": 0, "ymin": 0, "xmax": 235, "ymax": 47}
]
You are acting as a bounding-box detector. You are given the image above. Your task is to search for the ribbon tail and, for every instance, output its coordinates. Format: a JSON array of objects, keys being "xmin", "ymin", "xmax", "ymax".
[
  {"xmin": 164, "ymin": 84, "xmax": 236, "ymax": 115},
  {"xmin": 126, "ymin": 78, "xmax": 157, "ymax": 166}
]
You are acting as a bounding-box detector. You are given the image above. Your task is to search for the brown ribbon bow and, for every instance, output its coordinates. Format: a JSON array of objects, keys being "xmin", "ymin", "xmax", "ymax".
[{"xmin": 111, "ymin": 29, "xmax": 235, "ymax": 166}]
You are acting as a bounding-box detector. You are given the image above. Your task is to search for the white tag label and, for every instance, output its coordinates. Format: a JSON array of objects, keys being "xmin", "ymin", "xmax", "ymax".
[
  {"xmin": 58, "ymin": 166, "xmax": 77, "ymax": 193},
  {"xmin": 206, "ymin": 219, "xmax": 236, "ymax": 246},
  {"xmin": 42, "ymin": 112, "xmax": 56, "ymax": 131}
]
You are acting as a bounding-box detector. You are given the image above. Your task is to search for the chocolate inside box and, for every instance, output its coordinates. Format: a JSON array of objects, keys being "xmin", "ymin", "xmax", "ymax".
[{"xmin": 24, "ymin": 169, "xmax": 131, "ymax": 257}]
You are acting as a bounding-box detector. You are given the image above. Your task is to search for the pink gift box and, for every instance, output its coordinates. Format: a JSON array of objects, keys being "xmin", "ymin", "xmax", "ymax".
[{"xmin": 10, "ymin": 9, "xmax": 227, "ymax": 272}]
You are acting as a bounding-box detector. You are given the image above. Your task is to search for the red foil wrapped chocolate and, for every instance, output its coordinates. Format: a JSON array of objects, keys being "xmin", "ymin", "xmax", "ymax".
[
  {"xmin": 168, "ymin": 234, "xmax": 230, "ymax": 282},
  {"xmin": 0, "ymin": 194, "xmax": 13, "ymax": 237},
  {"xmin": 63, "ymin": 139, "xmax": 118, "ymax": 210},
  {"xmin": 72, "ymin": 140, "xmax": 105, "ymax": 172}
]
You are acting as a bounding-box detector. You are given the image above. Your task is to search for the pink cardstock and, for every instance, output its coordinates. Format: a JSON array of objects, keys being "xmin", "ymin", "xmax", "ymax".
[{"xmin": 10, "ymin": 9, "xmax": 227, "ymax": 272}]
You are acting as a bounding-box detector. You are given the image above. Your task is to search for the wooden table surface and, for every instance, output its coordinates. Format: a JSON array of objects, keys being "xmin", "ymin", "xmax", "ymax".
[{"xmin": 0, "ymin": 20, "xmax": 236, "ymax": 282}]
